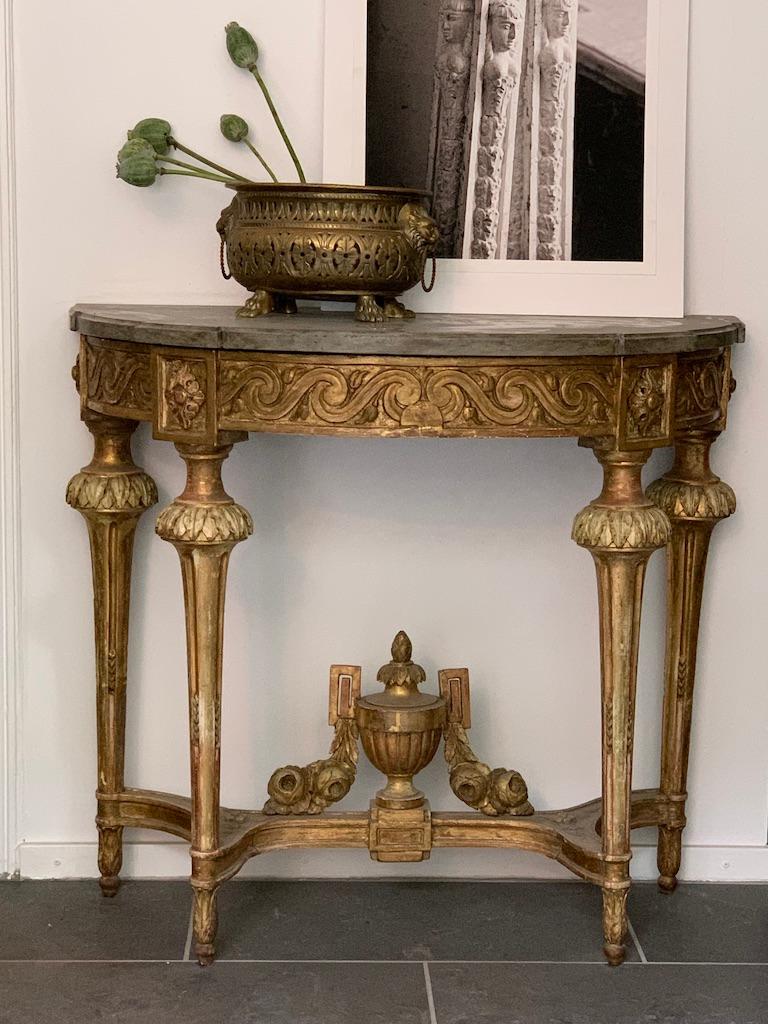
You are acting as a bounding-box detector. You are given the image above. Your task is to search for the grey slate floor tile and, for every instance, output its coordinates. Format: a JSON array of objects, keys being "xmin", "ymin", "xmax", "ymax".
[
  {"xmin": 213, "ymin": 880, "xmax": 639, "ymax": 962},
  {"xmin": 630, "ymin": 882, "xmax": 768, "ymax": 964},
  {"xmin": 0, "ymin": 962, "xmax": 431, "ymax": 1024},
  {"xmin": 429, "ymin": 962, "xmax": 768, "ymax": 1024},
  {"xmin": 0, "ymin": 881, "xmax": 191, "ymax": 962}
]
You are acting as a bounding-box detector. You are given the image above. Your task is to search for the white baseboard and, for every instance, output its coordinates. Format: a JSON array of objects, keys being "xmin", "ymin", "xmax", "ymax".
[{"xmin": 17, "ymin": 840, "xmax": 768, "ymax": 883}]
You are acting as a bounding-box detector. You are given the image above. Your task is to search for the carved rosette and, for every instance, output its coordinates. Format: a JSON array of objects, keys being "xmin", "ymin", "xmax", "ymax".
[
  {"xmin": 165, "ymin": 361, "xmax": 206, "ymax": 431},
  {"xmin": 263, "ymin": 719, "xmax": 360, "ymax": 816},
  {"xmin": 443, "ymin": 723, "xmax": 533, "ymax": 816},
  {"xmin": 155, "ymin": 502, "xmax": 253, "ymax": 545}
]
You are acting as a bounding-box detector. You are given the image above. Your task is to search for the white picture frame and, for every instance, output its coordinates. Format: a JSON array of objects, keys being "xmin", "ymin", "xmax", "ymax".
[{"xmin": 322, "ymin": 0, "xmax": 689, "ymax": 318}]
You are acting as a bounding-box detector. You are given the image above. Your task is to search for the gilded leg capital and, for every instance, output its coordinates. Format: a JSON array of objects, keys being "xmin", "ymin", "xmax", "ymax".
[
  {"xmin": 155, "ymin": 444, "xmax": 253, "ymax": 547},
  {"xmin": 572, "ymin": 446, "xmax": 671, "ymax": 553},
  {"xmin": 647, "ymin": 431, "xmax": 736, "ymax": 523},
  {"xmin": 67, "ymin": 414, "xmax": 157, "ymax": 517}
]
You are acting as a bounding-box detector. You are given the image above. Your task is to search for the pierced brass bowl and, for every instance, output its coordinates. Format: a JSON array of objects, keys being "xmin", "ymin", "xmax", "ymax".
[{"xmin": 217, "ymin": 183, "xmax": 439, "ymax": 323}]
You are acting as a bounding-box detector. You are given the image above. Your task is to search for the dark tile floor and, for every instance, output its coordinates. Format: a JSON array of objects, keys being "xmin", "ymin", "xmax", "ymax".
[{"xmin": 0, "ymin": 880, "xmax": 766, "ymax": 1023}]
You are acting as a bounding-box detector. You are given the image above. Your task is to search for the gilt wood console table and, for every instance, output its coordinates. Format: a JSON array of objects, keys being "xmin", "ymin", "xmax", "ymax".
[{"xmin": 67, "ymin": 305, "xmax": 742, "ymax": 967}]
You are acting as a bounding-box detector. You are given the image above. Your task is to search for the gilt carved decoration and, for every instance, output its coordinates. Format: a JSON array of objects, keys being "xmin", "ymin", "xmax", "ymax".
[{"xmin": 219, "ymin": 358, "xmax": 617, "ymax": 436}]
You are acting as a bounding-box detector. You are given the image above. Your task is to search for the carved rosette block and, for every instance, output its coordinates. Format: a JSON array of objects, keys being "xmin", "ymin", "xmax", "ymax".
[
  {"xmin": 573, "ymin": 443, "xmax": 671, "ymax": 965},
  {"xmin": 646, "ymin": 432, "xmax": 735, "ymax": 893},
  {"xmin": 67, "ymin": 412, "xmax": 157, "ymax": 897},
  {"xmin": 439, "ymin": 669, "xmax": 533, "ymax": 817},
  {"xmin": 263, "ymin": 666, "xmax": 361, "ymax": 816}
]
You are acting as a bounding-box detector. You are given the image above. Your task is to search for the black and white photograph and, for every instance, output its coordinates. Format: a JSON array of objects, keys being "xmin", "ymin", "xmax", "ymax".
[{"xmin": 367, "ymin": 0, "xmax": 647, "ymax": 262}]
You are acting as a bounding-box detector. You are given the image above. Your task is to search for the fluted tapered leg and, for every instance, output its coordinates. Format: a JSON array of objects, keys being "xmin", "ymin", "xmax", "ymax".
[
  {"xmin": 573, "ymin": 442, "xmax": 671, "ymax": 965},
  {"xmin": 67, "ymin": 412, "xmax": 157, "ymax": 896},
  {"xmin": 647, "ymin": 431, "xmax": 736, "ymax": 893},
  {"xmin": 156, "ymin": 442, "xmax": 252, "ymax": 965}
]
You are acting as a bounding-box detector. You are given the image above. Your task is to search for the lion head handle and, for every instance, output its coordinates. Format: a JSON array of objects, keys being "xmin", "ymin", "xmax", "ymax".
[{"xmin": 399, "ymin": 203, "xmax": 440, "ymax": 292}]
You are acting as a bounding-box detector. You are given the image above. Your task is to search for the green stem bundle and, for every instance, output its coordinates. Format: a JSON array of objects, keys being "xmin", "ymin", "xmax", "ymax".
[
  {"xmin": 245, "ymin": 140, "xmax": 278, "ymax": 182},
  {"xmin": 252, "ymin": 69, "xmax": 306, "ymax": 183}
]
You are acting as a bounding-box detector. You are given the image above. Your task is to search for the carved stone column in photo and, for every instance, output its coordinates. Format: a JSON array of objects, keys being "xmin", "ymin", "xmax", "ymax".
[
  {"xmin": 428, "ymin": 0, "xmax": 578, "ymax": 261},
  {"xmin": 428, "ymin": 0, "xmax": 481, "ymax": 258}
]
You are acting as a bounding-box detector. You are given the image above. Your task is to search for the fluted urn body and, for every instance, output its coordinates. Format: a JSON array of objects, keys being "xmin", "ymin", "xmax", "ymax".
[{"xmin": 356, "ymin": 632, "xmax": 446, "ymax": 809}]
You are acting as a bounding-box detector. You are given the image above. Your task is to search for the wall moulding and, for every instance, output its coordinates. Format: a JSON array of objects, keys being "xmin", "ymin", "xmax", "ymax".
[{"xmin": 0, "ymin": 0, "xmax": 21, "ymax": 878}]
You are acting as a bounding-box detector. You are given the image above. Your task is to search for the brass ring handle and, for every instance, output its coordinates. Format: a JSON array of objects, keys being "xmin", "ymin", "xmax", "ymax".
[
  {"xmin": 219, "ymin": 236, "xmax": 232, "ymax": 281},
  {"xmin": 421, "ymin": 254, "xmax": 437, "ymax": 294}
]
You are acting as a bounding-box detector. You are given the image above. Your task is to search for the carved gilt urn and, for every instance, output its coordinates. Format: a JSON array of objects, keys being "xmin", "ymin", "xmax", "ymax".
[
  {"xmin": 356, "ymin": 631, "xmax": 447, "ymax": 809},
  {"xmin": 217, "ymin": 183, "xmax": 440, "ymax": 324}
]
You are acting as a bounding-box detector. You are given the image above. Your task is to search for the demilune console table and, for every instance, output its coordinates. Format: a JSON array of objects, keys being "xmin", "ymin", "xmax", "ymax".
[{"xmin": 67, "ymin": 305, "xmax": 742, "ymax": 967}]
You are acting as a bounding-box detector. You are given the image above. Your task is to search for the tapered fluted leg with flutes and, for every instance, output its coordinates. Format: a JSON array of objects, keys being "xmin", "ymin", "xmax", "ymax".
[
  {"xmin": 67, "ymin": 412, "xmax": 158, "ymax": 896},
  {"xmin": 647, "ymin": 431, "xmax": 736, "ymax": 893},
  {"xmin": 156, "ymin": 441, "xmax": 253, "ymax": 966},
  {"xmin": 573, "ymin": 442, "xmax": 671, "ymax": 965}
]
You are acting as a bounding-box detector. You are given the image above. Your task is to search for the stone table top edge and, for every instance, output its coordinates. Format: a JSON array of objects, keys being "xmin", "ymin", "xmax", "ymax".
[{"xmin": 69, "ymin": 305, "xmax": 745, "ymax": 359}]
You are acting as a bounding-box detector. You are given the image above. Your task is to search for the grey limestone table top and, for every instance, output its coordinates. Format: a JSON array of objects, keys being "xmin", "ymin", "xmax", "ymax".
[{"xmin": 70, "ymin": 305, "xmax": 744, "ymax": 359}]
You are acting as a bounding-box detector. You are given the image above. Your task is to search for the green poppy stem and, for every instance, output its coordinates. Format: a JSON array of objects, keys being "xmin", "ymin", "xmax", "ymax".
[
  {"xmin": 161, "ymin": 155, "xmax": 244, "ymax": 181},
  {"xmin": 160, "ymin": 168, "xmax": 234, "ymax": 184},
  {"xmin": 244, "ymin": 140, "xmax": 278, "ymax": 182},
  {"xmin": 252, "ymin": 68, "xmax": 306, "ymax": 183},
  {"xmin": 170, "ymin": 139, "xmax": 252, "ymax": 182}
]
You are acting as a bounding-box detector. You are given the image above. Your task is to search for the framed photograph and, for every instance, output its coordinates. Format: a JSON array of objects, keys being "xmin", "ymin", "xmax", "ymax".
[{"xmin": 323, "ymin": 0, "xmax": 689, "ymax": 317}]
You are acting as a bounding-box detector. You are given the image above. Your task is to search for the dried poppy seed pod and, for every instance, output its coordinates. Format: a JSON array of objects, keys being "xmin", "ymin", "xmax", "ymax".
[
  {"xmin": 117, "ymin": 150, "xmax": 158, "ymax": 188},
  {"xmin": 118, "ymin": 137, "xmax": 157, "ymax": 163},
  {"xmin": 128, "ymin": 118, "xmax": 173, "ymax": 156},
  {"xmin": 220, "ymin": 114, "xmax": 249, "ymax": 143},
  {"xmin": 225, "ymin": 22, "xmax": 259, "ymax": 70}
]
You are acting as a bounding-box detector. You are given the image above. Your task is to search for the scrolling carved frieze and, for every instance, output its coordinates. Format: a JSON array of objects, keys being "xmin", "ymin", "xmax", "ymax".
[
  {"xmin": 219, "ymin": 357, "xmax": 617, "ymax": 437},
  {"xmin": 675, "ymin": 351, "xmax": 731, "ymax": 429},
  {"xmin": 83, "ymin": 339, "xmax": 153, "ymax": 417}
]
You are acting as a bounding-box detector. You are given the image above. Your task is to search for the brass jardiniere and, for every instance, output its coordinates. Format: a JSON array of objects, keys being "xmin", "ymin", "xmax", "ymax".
[{"xmin": 217, "ymin": 183, "xmax": 440, "ymax": 324}]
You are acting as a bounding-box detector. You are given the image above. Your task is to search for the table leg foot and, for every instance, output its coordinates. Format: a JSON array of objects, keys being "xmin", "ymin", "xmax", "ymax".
[
  {"xmin": 97, "ymin": 825, "xmax": 123, "ymax": 896},
  {"xmin": 602, "ymin": 888, "xmax": 628, "ymax": 966},
  {"xmin": 193, "ymin": 887, "xmax": 219, "ymax": 967},
  {"xmin": 658, "ymin": 826, "xmax": 682, "ymax": 893}
]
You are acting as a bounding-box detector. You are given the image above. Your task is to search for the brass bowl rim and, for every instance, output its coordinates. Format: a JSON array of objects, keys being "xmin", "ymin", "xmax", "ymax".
[{"xmin": 227, "ymin": 181, "xmax": 432, "ymax": 199}]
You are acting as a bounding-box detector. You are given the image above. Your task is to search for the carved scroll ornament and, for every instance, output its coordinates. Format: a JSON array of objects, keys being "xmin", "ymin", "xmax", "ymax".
[{"xmin": 219, "ymin": 358, "xmax": 617, "ymax": 436}]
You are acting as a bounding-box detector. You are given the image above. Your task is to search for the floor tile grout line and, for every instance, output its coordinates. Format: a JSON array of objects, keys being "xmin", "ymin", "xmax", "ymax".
[
  {"xmin": 626, "ymin": 917, "xmax": 648, "ymax": 964},
  {"xmin": 182, "ymin": 896, "xmax": 194, "ymax": 962},
  {"xmin": 423, "ymin": 962, "xmax": 439, "ymax": 1024},
  {"xmin": 3, "ymin": 958, "xmax": 768, "ymax": 966}
]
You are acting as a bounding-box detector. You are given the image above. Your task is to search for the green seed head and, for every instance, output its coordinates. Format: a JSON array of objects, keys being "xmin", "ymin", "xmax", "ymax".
[
  {"xmin": 225, "ymin": 22, "xmax": 259, "ymax": 70},
  {"xmin": 118, "ymin": 137, "xmax": 157, "ymax": 162},
  {"xmin": 117, "ymin": 150, "xmax": 158, "ymax": 188},
  {"xmin": 128, "ymin": 117, "xmax": 173, "ymax": 155},
  {"xmin": 220, "ymin": 114, "xmax": 250, "ymax": 143}
]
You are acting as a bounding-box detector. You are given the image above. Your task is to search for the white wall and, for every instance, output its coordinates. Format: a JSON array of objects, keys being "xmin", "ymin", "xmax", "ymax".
[{"xmin": 3, "ymin": 0, "xmax": 767, "ymax": 880}]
